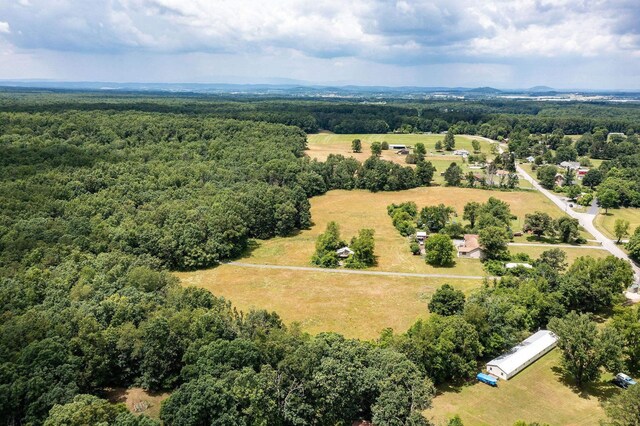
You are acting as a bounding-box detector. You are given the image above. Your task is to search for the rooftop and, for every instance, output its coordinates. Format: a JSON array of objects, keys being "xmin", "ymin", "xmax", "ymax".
[
  {"xmin": 487, "ymin": 330, "xmax": 557, "ymax": 376},
  {"xmin": 458, "ymin": 234, "xmax": 480, "ymax": 253}
]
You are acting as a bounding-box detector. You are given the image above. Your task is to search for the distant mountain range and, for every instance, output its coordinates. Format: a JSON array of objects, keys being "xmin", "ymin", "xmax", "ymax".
[{"xmin": 0, "ymin": 80, "xmax": 638, "ymax": 100}]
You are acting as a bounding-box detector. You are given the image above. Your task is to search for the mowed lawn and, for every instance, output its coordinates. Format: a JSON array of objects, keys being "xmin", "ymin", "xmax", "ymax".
[
  {"xmin": 428, "ymin": 349, "xmax": 615, "ymax": 426},
  {"xmin": 177, "ymin": 265, "xmax": 480, "ymax": 339},
  {"xmin": 595, "ymin": 207, "xmax": 640, "ymax": 240},
  {"xmin": 236, "ymin": 188, "xmax": 590, "ymax": 275}
]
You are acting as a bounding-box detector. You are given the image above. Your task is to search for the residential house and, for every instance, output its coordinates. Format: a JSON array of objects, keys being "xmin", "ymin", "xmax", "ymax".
[
  {"xmin": 554, "ymin": 173, "xmax": 565, "ymax": 187},
  {"xmin": 559, "ymin": 161, "xmax": 580, "ymax": 171},
  {"xmin": 457, "ymin": 234, "xmax": 482, "ymax": 258},
  {"xmin": 453, "ymin": 149, "xmax": 470, "ymax": 156}
]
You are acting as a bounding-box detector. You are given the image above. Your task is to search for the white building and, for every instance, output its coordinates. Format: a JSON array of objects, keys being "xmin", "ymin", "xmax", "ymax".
[
  {"xmin": 453, "ymin": 149, "xmax": 470, "ymax": 156},
  {"xmin": 389, "ymin": 144, "xmax": 407, "ymax": 150},
  {"xmin": 416, "ymin": 231, "xmax": 428, "ymax": 243},
  {"xmin": 505, "ymin": 262, "xmax": 533, "ymax": 269},
  {"xmin": 486, "ymin": 330, "xmax": 557, "ymax": 380},
  {"xmin": 336, "ymin": 247, "xmax": 354, "ymax": 258}
]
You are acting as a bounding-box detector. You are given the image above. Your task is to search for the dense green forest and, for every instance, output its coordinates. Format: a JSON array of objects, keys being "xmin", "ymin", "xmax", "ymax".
[{"xmin": 1, "ymin": 92, "xmax": 639, "ymax": 425}]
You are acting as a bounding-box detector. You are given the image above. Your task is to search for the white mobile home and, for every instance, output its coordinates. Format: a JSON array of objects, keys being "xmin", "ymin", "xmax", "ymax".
[{"xmin": 486, "ymin": 330, "xmax": 557, "ymax": 380}]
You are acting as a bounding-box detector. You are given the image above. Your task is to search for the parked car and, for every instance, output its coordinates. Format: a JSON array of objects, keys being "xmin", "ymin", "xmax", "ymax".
[{"xmin": 612, "ymin": 373, "xmax": 637, "ymax": 389}]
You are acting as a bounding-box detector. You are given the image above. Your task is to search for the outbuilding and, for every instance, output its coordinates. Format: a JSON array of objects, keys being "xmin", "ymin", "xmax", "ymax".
[
  {"xmin": 486, "ymin": 330, "xmax": 557, "ymax": 380},
  {"xmin": 389, "ymin": 144, "xmax": 407, "ymax": 150},
  {"xmin": 416, "ymin": 231, "xmax": 428, "ymax": 243},
  {"xmin": 336, "ymin": 247, "xmax": 354, "ymax": 258}
]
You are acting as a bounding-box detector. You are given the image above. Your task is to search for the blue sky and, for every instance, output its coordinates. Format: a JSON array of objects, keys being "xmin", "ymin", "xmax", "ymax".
[{"xmin": 0, "ymin": 0, "xmax": 638, "ymax": 89}]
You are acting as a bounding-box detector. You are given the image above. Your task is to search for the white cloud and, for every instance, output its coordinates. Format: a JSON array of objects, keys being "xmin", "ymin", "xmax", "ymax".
[{"xmin": 0, "ymin": 0, "xmax": 638, "ymax": 88}]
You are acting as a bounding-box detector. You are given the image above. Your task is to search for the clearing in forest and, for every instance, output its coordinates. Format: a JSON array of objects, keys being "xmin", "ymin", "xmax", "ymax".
[
  {"xmin": 178, "ymin": 187, "xmax": 606, "ymax": 339},
  {"xmin": 428, "ymin": 349, "xmax": 615, "ymax": 426}
]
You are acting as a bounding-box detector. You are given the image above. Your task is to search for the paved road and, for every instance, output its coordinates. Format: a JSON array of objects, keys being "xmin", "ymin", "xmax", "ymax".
[
  {"xmin": 227, "ymin": 262, "xmax": 486, "ymax": 280},
  {"xmin": 515, "ymin": 161, "xmax": 640, "ymax": 283}
]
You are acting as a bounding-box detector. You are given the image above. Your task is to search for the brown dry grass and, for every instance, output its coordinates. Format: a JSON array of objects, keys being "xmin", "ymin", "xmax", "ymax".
[
  {"xmin": 177, "ymin": 265, "xmax": 481, "ymax": 340},
  {"xmin": 104, "ymin": 387, "xmax": 170, "ymax": 420}
]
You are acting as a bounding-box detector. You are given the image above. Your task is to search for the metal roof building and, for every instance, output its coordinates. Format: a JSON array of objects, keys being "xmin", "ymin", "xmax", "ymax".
[{"xmin": 486, "ymin": 330, "xmax": 557, "ymax": 380}]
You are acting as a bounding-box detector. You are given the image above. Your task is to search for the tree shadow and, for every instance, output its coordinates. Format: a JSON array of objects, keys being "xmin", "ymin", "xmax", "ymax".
[
  {"xmin": 550, "ymin": 366, "xmax": 621, "ymax": 401},
  {"xmin": 525, "ymin": 235, "xmax": 559, "ymax": 244},
  {"xmin": 232, "ymin": 239, "xmax": 262, "ymax": 261}
]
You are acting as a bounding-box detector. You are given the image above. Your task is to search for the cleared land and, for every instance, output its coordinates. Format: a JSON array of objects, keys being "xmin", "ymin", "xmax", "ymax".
[
  {"xmin": 177, "ymin": 188, "xmax": 602, "ymax": 339},
  {"xmin": 234, "ymin": 188, "xmax": 594, "ymax": 274},
  {"xmin": 306, "ymin": 133, "xmax": 538, "ymax": 188},
  {"xmin": 104, "ymin": 387, "xmax": 170, "ymax": 420},
  {"xmin": 595, "ymin": 207, "xmax": 640, "ymax": 240},
  {"xmin": 428, "ymin": 349, "xmax": 616, "ymax": 426},
  {"xmin": 177, "ymin": 265, "xmax": 480, "ymax": 339}
]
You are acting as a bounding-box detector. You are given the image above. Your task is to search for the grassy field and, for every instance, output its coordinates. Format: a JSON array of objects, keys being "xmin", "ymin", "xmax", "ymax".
[
  {"xmin": 307, "ymin": 133, "xmax": 491, "ymax": 163},
  {"xmin": 306, "ymin": 133, "xmax": 535, "ymax": 187},
  {"xmin": 177, "ymin": 187, "xmax": 602, "ymax": 338},
  {"xmin": 428, "ymin": 349, "xmax": 616, "ymax": 426},
  {"xmin": 235, "ymin": 188, "xmax": 574, "ymax": 275},
  {"xmin": 509, "ymin": 245, "xmax": 610, "ymax": 263},
  {"xmin": 177, "ymin": 265, "xmax": 481, "ymax": 339},
  {"xmin": 595, "ymin": 207, "xmax": 640, "ymax": 240}
]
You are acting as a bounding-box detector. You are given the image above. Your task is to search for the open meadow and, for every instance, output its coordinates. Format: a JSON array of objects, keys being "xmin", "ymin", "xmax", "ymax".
[
  {"xmin": 428, "ymin": 349, "xmax": 615, "ymax": 426},
  {"xmin": 177, "ymin": 265, "xmax": 481, "ymax": 339},
  {"xmin": 306, "ymin": 133, "xmax": 539, "ymax": 188},
  {"xmin": 177, "ymin": 187, "xmax": 604, "ymax": 338}
]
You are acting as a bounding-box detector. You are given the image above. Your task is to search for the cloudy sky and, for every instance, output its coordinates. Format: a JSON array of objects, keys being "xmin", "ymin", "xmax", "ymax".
[{"xmin": 0, "ymin": 0, "xmax": 638, "ymax": 89}]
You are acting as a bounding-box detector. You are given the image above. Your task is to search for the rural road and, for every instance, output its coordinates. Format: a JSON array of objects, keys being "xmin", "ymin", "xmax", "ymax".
[
  {"xmin": 227, "ymin": 262, "xmax": 486, "ymax": 280},
  {"xmin": 515, "ymin": 160, "xmax": 640, "ymax": 284}
]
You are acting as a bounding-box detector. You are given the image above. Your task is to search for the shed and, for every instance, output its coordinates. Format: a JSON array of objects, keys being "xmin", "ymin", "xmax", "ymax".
[
  {"xmin": 486, "ymin": 330, "xmax": 557, "ymax": 380},
  {"xmin": 453, "ymin": 149, "xmax": 470, "ymax": 156},
  {"xmin": 416, "ymin": 231, "xmax": 428, "ymax": 242},
  {"xmin": 505, "ymin": 262, "xmax": 533, "ymax": 269},
  {"xmin": 389, "ymin": 144, "xmax": 407, "ymax": 150},
  {"xmin": 336, "ymin": 247, "xmax": 354, "ymax": 258}
]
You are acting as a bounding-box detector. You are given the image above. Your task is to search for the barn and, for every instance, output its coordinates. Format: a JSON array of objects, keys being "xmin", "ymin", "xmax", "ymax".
[{"xmin": 486, "ymin": 330, "xmax": 557, "ymax": 380}]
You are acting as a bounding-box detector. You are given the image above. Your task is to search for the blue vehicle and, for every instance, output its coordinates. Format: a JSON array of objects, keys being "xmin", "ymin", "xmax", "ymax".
[{"xmin": 477, "ymin": 373, "xmax": 498, "ymax": 387}]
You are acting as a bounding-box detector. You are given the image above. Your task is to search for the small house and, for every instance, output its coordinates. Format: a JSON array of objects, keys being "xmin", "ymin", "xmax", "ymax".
[
  {"xmin": 559, "ymin": 161, "xmax": 580, "ymax": 171},
  {"xmin": 389, "ymin": 144, "xmax": 407, "ymax": 150},
  {"xmin": 457, "ymin": 234, "xmax": 482, "ymax": 259},
  {"xmin": 526, "ymin": 156, "xmax": 536, "ymax": 163},
  {"xmin": 486, "ymin": 330, "xmax": 557, "ymax": 380},
  {"xmin": 577, "ymin": 168, "xmax": 589, "ymax": 177},
  {"xmin": 554, "ymin": 173, "xmax": 565, "ymax": 187},
  {"xmin": 453, "ymin": 149, "xmax": 470, "ymax": 156},
  {"xmin": 336, "ymin": 247, "xmax": 354, "ymax": 259},
  {"xmin": 416, "ymin": 231, "xmax": 428, "ymax": 243}
]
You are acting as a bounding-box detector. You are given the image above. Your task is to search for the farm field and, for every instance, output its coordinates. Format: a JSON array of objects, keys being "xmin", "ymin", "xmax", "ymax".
[
  {"xmin": 595, "ymin": 207, "xmax": 640, "ymax": 240},
  {"xmin": 306, "ymin": 133, "xmax": 538, "ymax": 187},
  {"xmin": 428, "ymin": 349, "xmax": 615, "ymax": 426},
  {"xmin": 177, "ymin": 265, "xmax": 481, "ymax": 339}
]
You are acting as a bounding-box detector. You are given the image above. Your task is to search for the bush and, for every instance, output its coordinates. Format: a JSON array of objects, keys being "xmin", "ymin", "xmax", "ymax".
[
  {"xmin": 483, "ymin": 260, "xmax": 506, "ymax": 276},
  {"xmin": 410, "ymin": 242, "xmax": 421, "ymax": 255},
  {"xmin": 381, "ymin": 141, "xmax": 389, "ymax": 150}
]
